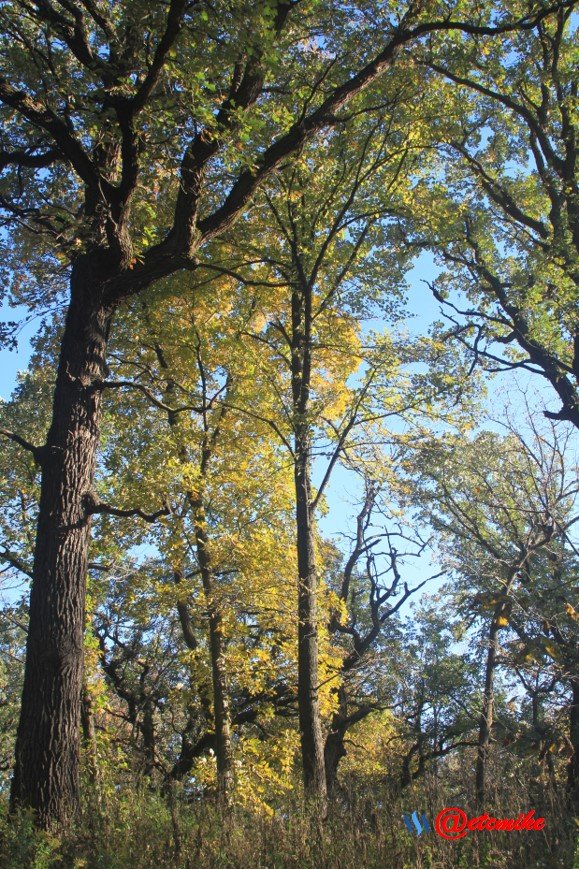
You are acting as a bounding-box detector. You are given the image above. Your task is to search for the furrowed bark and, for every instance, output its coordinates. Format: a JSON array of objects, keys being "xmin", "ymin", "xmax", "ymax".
[
  {"xmin": 4, "ymin": 0, "xmax": 566, "ymax": 831},
  {"xmin": 324, "ymin": 689, "xmax": 348, "ymax": 796},
  {"xmin": 10, "ymin": 258, "xmax": 113, "ymax": 828}
]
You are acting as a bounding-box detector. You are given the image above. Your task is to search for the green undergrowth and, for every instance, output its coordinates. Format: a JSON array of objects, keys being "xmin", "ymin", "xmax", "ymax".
[{"xmin": 0, "ymin": 783, "xmax": 576, "ymax": 869}]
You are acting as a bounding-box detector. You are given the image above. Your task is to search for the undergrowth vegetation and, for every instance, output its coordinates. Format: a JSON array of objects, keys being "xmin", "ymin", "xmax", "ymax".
[{"xmin": 1, "ymin": 757, "xmax": 576, "ymax": 869}]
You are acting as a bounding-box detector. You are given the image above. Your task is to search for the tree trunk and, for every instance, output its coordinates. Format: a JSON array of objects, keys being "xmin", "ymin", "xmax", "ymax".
[
  {"xmin": 291, "ymin": 282, "xmax": 327, "ymax": 814},
  {"xmin": 324, "ymin": 695, "xmax": 348, "ymax": 797},
  {"xmin": 295, "ymin": 429, "xmax": 327, "ymax": 813},
  {"xmin": 192, "ymin": 497, "xmax": 235, "ymax": 804},
  {"xmin": 208, "ymin": 606, "xmax": 234, "ymax": 803},
  {"xmin": 81, "ymin": 683, "xmax": 101, "ymax": 798},
  {"xmin": 155, "ymin": 331, "xmax": 235, "ymax": 803},
  {"xmin": 11, "ymin": 260, "xmax": 113, "ymax": 828},
  {"xmin": 141, "ymin": 696, "xmax": 156, "ymax": 778},
  {"xmin": 324, "ymin": 730, "xmax": 346, "ymax": 796},
  {"xmin": 568, "ymin": 678, "xmax": 579, "ymax": 816},
  {"xmin": 475, "ymin": 608, "xmax": 501, "ymax": 808}
]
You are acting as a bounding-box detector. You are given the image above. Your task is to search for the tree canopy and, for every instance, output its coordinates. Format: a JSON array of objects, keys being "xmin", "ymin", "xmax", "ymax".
[{"xmin": 0, "ymin": 0, "xmax": 577, "ymax": 864}]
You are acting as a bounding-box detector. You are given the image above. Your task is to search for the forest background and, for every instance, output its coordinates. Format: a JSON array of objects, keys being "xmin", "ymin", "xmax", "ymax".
[{"xmin": 0, "ymin": 1, "xmax": 577, "ymax": 867}]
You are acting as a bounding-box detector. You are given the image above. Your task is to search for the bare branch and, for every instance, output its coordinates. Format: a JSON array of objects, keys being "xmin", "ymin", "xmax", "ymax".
[
  {"xmin": 0, "ymin": 427, "xmax": 44, "ymax": 463},
  {"xmin": 85, "ymin": 493, "xmax": 171, "ymax": 523}
]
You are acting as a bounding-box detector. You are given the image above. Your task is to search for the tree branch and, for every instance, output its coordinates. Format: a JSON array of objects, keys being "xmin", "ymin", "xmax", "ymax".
[
  {"xmin": 93, "ymin": 378, "xmax": 202, "ymax": 415},
  {"xmin": 85, "ymin": 494, "xmax": 171, "ymax": 523},
  {"xmin": 0, "ymin": 427, "xmax": 44, "ymax": 463}
]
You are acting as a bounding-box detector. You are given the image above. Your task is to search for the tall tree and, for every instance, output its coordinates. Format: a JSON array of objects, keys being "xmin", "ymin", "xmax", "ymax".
[
  {"xmin": 216, "ymin": 114, "xmax": 417, "ymax": 809},
  {"xmin": 93, "ymin": 280, "xmax": 298, "ymax": 801},
  {"xmin": 417, "ymin": 2, "xmax": 579, "ymax": 426},
  {"xmin": 0, "ymin": 0, "xmax": 571, "ymax": 826},
  {"xmin": 214, "ymin": 99, "xmax": 482, "ymax": 806},
  {"xmin": 403, "ymin": 412, "xmax": 578, "ymax": 804}
]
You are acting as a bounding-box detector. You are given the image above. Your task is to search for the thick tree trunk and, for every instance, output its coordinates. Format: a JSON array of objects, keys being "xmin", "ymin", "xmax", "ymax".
[
  {"xmin": 10, "ymin": 260, "xmax": 112, "ymax": 828},
  {"xmin": 475, "ymin": 609, "xmax": 501, "ymax": 808}
]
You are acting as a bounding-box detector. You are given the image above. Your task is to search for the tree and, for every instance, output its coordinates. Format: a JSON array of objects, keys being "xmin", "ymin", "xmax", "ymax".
[
  {"xmin": 0, "ymin": 0, "xmax": 571, "ymax": 826},
  {"xmin": 392, "ymin": 606, "xmax": 479, "ymax": 789},
  {"xmin": 506, "ymin": 540, "xmax": 579, "ymax": 814},
  {"xmin": 212, "ymin": 103, "xmax": 439, "ymax": 808},
  {"xmin": 417, "ymin": 3, "xmax": 579, "ymax": 426},
  {"xmin": 92, "ymin": 279, "xmax": 299, "ymax": 801},
  {"xmin": 231, "ymin": 131, "xmax": 486, "ymax": 805},
  {"xmin": 248, "ymin": 124, "xmax": 415, "ymax": 812},
  {"xmin": 323, "ymin": 480, "xmax": 445, "ymax": 795},
  {"xmin": 403, "ymin": 410, "xmax": 578, "ymax": 805}
]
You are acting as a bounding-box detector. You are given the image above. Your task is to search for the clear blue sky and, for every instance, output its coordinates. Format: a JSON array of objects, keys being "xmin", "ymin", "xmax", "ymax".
[{"xmin": 1, "ymin": 248, "xmax": 571, "ymax": 605}]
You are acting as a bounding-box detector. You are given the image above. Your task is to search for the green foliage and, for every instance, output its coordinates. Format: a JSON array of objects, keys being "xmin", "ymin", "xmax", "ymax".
[
  {"xmin": 0, "ymin": 767, "xmax": 575, "ymax": 868},
  {"xmin": 0, "ymin": 0, "xmax": 577, "ymax": 846}
]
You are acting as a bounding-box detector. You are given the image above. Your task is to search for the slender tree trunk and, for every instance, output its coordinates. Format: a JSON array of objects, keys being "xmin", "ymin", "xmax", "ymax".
[
  {"xmin": 400, "ymin": 749, "xmax": 416, "ymax": 788},
  {"xmin": 148, "ymin": 320, "xmax": 235, "ymax": 802},
  {"xmin": 81, "ymin": 683, "xmax": 101, "ymax": 799},
  {"xmin": 11, "ymin": 259, "xmax": 113, "ymax": 828},
  {"xmin": 208, "ymin": 606, "xmax": 234, "ymax": 803},
  {"xmin": 291, "ymin": 284, "xmax": 327, "ymax": 814},
  {"xmin": 295, "ymin": 444, "xmax": 327, "ymax": 812},
  {"xmin": 192, "ymin": 497, "xmax": 235, "ymax": 803},
  {"xmin": 141, "ymin": 695, "xmax": 156, "ymax": 778},
  {"xmin": 153, "ymin": 323, "xmax": 235, "ymax": 802},
  {"xmin": 568, "ymin": 678, "xmax": 579, "ymax": 816},
  {"xmin": 324, "ymin": 689, "xmax": 348, "ymax": 796},
  {"xmin": 476, "ymin": 608, "xmax": 501, "ymax": 808}
]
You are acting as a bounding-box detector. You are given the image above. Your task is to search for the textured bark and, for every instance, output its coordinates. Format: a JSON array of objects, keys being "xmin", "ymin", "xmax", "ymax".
[
  {"xmin": 10, "ymin": 258, "xmax": 113, "ymax": 828},
  {"xmin": 295, "ymin": 440, "xmax": 327, "ymax": 811},
  {"xmin": 2, "ymin": 2, "xmax": 554, "ymax": 831},
  {"xmin": 324, "ymin": 689, "xmax": 348, "ymax": 795}
]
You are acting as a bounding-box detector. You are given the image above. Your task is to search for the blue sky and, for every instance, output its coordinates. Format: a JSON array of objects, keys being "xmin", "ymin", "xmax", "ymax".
[
  {"xmin": 0, "ymin": 305, "xmax": 36, "ymax": 400},
  {"xmin": 1, "ymin": 248, "xmax": 574, "ymax": 608},
  {"xmin": 0, "ymin": 252, "xmax": 446, "ymax": 609}
]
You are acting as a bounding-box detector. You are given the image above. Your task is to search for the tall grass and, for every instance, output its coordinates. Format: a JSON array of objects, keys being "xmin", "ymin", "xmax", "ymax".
[{"xmin": 0, "ymin": 761, "xmax": 576, "ymax": 868}]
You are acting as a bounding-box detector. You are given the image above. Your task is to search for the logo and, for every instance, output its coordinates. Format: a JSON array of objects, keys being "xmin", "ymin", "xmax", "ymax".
[
  {"xmin": 402, "ymin": 807, "xmax": 545, "ymax": 839},
  {"xmin": 402, "ymin": 810, "xmax": 431, "ymax": 836}
]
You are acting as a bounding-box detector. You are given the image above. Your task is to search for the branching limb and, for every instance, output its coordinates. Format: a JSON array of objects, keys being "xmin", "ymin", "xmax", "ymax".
[
  {"xmin": 92, "ymin": 379, "xmax": 202, "ymax": 415},
  {"xmin": 0, "ymin": 548, "xmax": 33, "ymax": 580},
  {"xmin": 0, "ymin": 427, "xmax": 44, "ymax": 464},
  {"xmin": 85, "ymin": 493, "xmax": 171, "ymax": 523}
]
